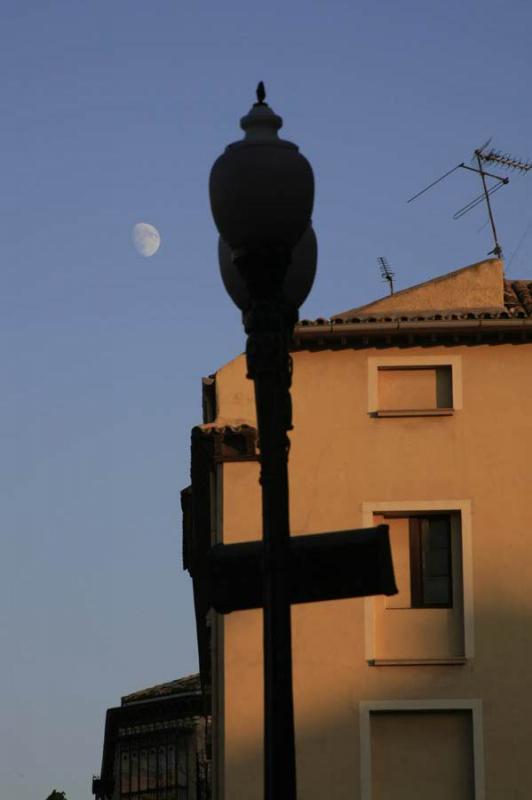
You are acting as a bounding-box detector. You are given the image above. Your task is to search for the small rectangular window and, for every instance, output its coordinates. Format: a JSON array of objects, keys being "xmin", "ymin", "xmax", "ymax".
[
  {"xmin": 368, "ymin": 708, "xmax": 475, "ymax": 799},
  {"xmin": 377, "ymin": 365, "xmax": 453, "ymax": 415}
]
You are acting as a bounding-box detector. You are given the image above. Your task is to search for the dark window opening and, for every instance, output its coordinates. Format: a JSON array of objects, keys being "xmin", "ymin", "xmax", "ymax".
[{"xmin": 409, "ymin": 516, "xmax": 452, "ymax": 608}]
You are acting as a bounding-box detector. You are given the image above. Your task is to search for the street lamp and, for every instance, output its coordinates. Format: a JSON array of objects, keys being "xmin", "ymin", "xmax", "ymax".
[
  {"xmin": 217, "ymin": 225, "xmax": 317, "ymax": 312},
  {"xmin": 209, "ymin": 83, "xmax": 316, "ymax": 800}
]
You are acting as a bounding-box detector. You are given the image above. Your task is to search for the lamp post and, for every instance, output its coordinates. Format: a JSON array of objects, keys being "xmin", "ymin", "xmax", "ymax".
[{"xmin": 209, "ymin": 83, "xmax": 316, "ymax": 800}]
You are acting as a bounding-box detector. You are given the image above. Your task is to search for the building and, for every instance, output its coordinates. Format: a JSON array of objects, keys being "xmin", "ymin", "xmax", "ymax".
[
  {"xmin": 183, "ymin": 258, "xmax": 532, "ymax": 799},
  {"xmin": 92, "ymin": 674, "xmax": 210, "ymax": 800}
]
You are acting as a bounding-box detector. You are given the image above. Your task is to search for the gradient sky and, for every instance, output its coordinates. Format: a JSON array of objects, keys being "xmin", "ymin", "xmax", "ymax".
[{"xmin": 1, "ymin": 1, "xmax": 531, "ymax": 797}]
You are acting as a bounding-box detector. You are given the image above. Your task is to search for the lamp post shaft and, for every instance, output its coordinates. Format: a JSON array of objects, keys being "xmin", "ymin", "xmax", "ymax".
[
  {"xmin": 209, "ymin": 85, "xmax": 314, "ymax": 800},
  {"xmin": 244, "ymin": 296, "xmax": 298, "ymax": 800}
]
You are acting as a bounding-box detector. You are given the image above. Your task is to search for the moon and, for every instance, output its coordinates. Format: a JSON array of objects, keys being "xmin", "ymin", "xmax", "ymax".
[{"xmin": 133, "ymin": 222, "xmax": 161, "ymax": 257}]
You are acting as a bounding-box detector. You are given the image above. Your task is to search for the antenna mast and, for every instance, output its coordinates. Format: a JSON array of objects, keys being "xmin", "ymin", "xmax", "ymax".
[
  {"xmin": 377, "ymin": 256, "xmax": 395, "ymax": 295},
  {"xmin": 475, "ymin": 146, "xmax": 503, "ymax": 257},
  {"xmin": 408, "ymin": 141, "xmax": 532, "ymax": 259}
]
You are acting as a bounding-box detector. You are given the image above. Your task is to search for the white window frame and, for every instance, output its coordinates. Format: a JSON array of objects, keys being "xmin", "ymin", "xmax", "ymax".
[
  {"xmin": 367, "ymin": 355, "xmax": 463, "ymax": 416},
  {"xmin": 362, "ymin": 500, "xmax": 474, "ymax": 662},
  {"xmin": 359, "ymin": 699, "xmax": 484, "ymax": 800}
]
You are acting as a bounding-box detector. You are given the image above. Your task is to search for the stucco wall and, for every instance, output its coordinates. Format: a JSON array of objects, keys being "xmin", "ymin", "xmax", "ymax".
[
  {"xmin": 214, "ymin": 340, "xmax": 532, "ymax": 799},
  {"xmin": 349, "ymin": 258, "xmax": 504, "ymax": 315}
]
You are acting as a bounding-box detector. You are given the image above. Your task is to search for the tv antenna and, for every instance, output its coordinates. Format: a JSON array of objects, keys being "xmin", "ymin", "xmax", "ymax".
[
  {"xmin": 407, "ymin": 140, "xmax": 532, "ymax": 259},
  {"xmin": 377, "ymin": 256, "xmax": 395, "ymax": 295}
]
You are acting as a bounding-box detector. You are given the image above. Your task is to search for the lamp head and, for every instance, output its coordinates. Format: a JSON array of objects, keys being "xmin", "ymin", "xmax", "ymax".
[
  {"xmin": 219, "ymin": 226, "xmax": 318, "ymax": 311},
  {"xmin": 209, "ymin": 84, "xmax": 315, "ymax": 257}
]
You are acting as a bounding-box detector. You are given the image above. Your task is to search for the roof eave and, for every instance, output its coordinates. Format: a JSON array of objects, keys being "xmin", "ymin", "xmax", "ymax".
[{"xmin": 293, "ymin": 317, "xmax": 532, "ymax": 349}]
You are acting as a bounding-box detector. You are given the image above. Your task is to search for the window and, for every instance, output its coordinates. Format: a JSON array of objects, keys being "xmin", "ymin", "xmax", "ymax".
[
  {"xmin": 360, "ymin": 700, "xmax": 485, "ymax": 800},
  {"xmin": 409, "ymin": 516, "xmax": 452, "ymax": 608},
  {"xmin": 367, "ymin": 356, "xmax": 463, "ymax": 417},
  {"xmin": 377, "ymin": 366, "xmax": 452, "ymax": 415},
  {"xmin": 119, "ymin": 734, "xmax": 192, "ymax": 800},
  {"xmin": 381, "ymin": 512, "xmax": 457, "ymax": 613},
  {"xmin": 365, "ymin": 505, "xmax": 468, "ymax": 662}
]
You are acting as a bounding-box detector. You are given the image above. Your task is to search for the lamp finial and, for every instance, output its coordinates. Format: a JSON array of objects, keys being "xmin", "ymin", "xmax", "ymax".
[{"xmin": 255, "ymin": 81, "xmax": 266, "ymax": 105}]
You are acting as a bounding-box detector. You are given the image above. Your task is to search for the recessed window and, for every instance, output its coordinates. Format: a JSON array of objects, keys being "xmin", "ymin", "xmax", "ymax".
[
  {"xmin": 383, "ymin": 513, "xmax": 457, "ymax": 611},
  {"xmin": 360, "ymin": 701, "xmax": 484, "ymax": 800},
  {"xmin": 377, "ymin": 365, "xmax": 453, "ymax": 416},
  {"xmin": 370, "ymin": 710, "xmax": 474, "ymax": 798},
  {"xmin": 367, "ymin": 356, "xmax": 463, "ymax": 418},
  {"xmin": 370, "ymin": 510, "xmax": 465, "ymax": 661}
]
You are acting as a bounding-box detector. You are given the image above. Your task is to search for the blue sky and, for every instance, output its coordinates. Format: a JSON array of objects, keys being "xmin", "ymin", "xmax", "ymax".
[{"xmin": 1, "ymin": 1, "xmax": 531, "ymax": 797}]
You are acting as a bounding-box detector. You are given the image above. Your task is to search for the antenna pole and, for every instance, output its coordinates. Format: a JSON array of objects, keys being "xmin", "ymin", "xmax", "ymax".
[{"xmin": 476, "ymin": 150, "xmax": 502, "ymax": 258}]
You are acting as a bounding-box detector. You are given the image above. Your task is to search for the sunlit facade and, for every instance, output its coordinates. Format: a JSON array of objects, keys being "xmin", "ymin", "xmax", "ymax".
[{"xmin": 185, "ymin": 258, "xmax": 532, "ymax": 799}]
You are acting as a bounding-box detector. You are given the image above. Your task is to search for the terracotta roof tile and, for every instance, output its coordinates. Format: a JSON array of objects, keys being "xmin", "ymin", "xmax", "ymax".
[
  {"xmin": 195, "ymin": 423, "xmax": 256, "ymax": 436},
  {"xmin": 505, "ymin": 279, "xmax": 532, "ymax": 316},
  {"xmin": 122, "ymin": 673, "xmax": 201, "ymax": 705},
  {"xmin": 299, "ymin": 308, "xmax": 524, "ymax": 327}
]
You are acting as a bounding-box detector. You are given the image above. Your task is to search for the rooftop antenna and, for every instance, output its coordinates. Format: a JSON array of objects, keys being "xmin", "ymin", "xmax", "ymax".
[
  {"xmin": 407, "ymin": 140, "xmax": 532, "ymax": 259},
  {"xmin": 377, "ymin": 256, "xmax": 395, "ymax": 295}
]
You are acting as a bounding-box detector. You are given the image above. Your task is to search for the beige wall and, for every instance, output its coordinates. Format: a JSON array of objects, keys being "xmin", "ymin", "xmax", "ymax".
[
  {"xmin": 353, "ymin": 259, "xmax": 504, "ymax": 314},
  {"xmin": 213, "ymin": 341, "xmax": 532, "ymax": 799}
]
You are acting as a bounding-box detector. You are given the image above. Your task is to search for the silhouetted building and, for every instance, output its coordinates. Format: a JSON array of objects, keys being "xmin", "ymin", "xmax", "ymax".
[
  {"xmin": 92, "ymin": 674, "xmax": 210, "ymax": 800},
  {"xmin": 183, "ymin": 258, "xmax": 532, "ymax": 798}
]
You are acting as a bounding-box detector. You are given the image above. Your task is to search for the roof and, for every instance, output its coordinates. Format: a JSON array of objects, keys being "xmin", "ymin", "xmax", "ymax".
[
  {"xmin": 295, "ymin": 257, "xmax": 532, "ymax": 327},
  {"xmin": 323, "ymin": 278, "xmax": 532, "ymax": 324},
  {"xmin": 95, "ymin": 674, "xmax": 205, "ymax": 797},
  {"xmin": 504, "ymin": 279, "xmax": 532, "ymax": 317},
  {"xmin": 293, "ymin": 262, "xmax": 532, "ymax": 349},
  {"xmin": 121, "ymin": 673, "xmax": 201, "ymax": 705}
]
